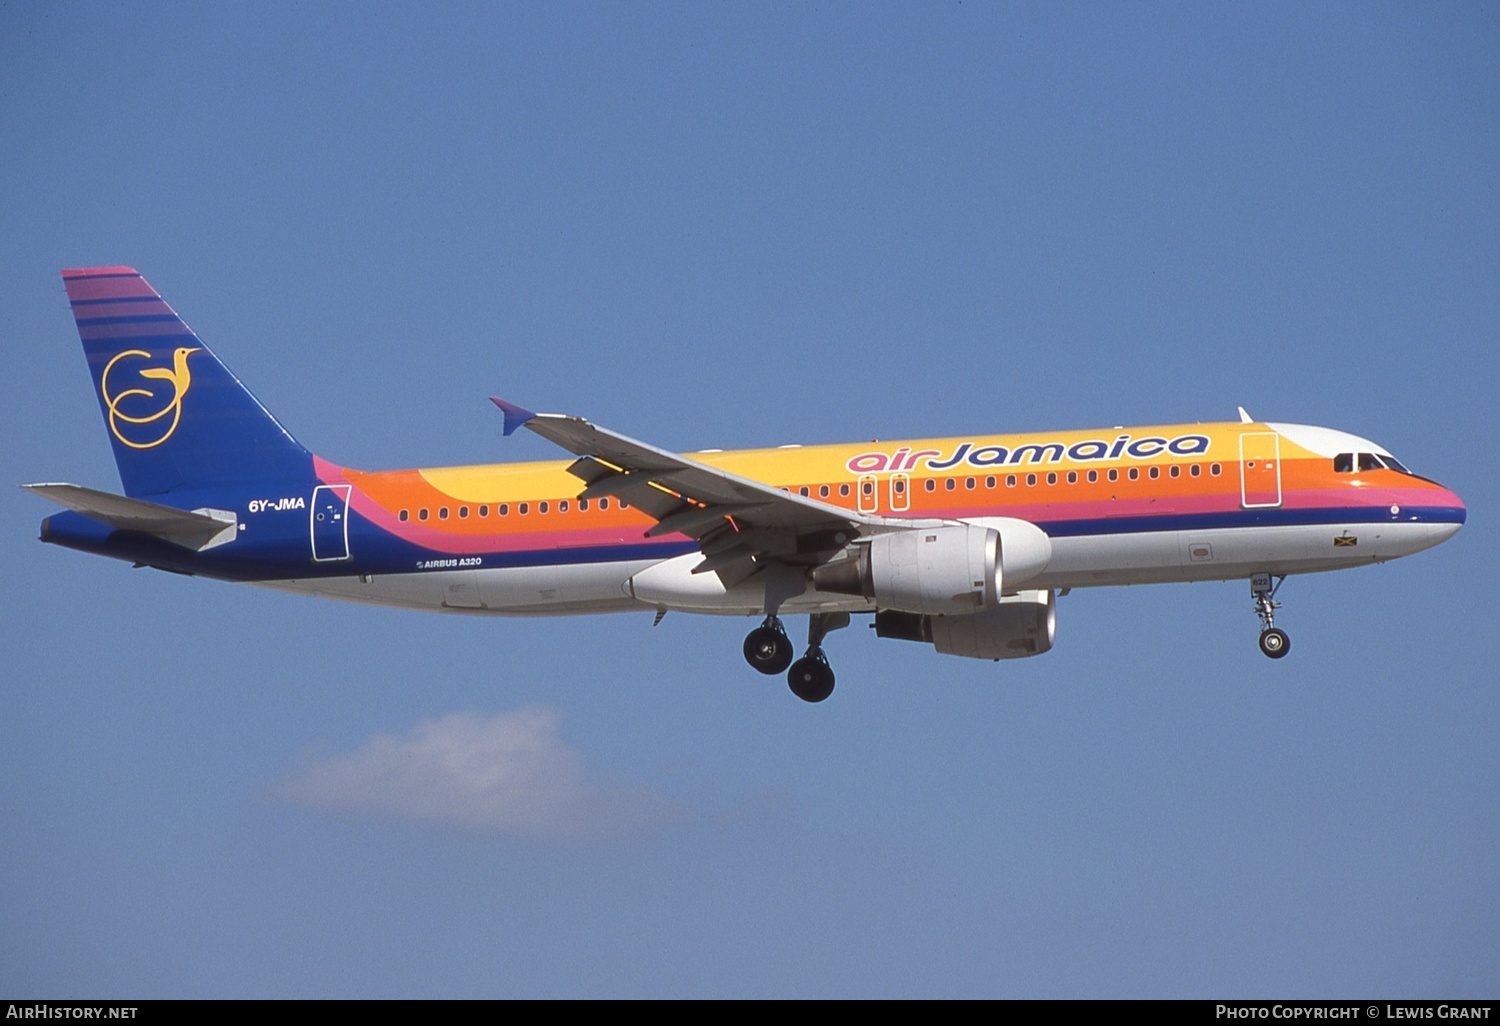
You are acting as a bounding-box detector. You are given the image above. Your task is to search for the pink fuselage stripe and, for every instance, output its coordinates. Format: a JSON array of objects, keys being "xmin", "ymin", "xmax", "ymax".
[
  {"xmin": 313, "ymin": 453, "xmax": 1440, "ymax": 559},
  {"xmin": 313, "ymin": 456, "xmax": 669, "ymax": 556}
]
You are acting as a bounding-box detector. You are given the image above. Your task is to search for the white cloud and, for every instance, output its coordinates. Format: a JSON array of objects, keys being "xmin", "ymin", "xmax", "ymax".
[{"xmin": 273, "ymin": 707, "xmax": 681, "ymax": 840}]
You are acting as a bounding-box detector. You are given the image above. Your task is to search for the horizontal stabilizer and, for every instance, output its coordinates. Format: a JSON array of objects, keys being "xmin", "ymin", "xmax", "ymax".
[{"xmin": 22, "ymin": 483, "xmax": 239, "ymax": 551}]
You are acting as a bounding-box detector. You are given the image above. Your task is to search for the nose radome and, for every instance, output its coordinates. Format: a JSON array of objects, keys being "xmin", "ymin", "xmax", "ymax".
[
  {"xmin": 1427, "ymin": 486, "xmax": 1466, "ymax": 545},
  {"xmin": 1440, "ymin": 486, "xmax": 1467, "ymax": 527}
]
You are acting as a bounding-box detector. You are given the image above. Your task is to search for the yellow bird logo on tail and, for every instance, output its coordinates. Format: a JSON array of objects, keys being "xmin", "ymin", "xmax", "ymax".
[{"xmin": 100, "ymin": 347, "xmax": 199, "ymax": 449}]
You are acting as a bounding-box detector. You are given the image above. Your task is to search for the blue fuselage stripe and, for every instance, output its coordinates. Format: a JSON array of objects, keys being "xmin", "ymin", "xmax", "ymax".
[{"xmin": 1036, "ymin": 504, "xmax": 1465, "ymax": 537}]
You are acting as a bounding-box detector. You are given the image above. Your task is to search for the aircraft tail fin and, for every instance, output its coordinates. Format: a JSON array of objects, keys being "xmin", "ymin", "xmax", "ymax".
[{"xmin": 61, "ymin": 267, "xmax": 311, "ymax": 497}]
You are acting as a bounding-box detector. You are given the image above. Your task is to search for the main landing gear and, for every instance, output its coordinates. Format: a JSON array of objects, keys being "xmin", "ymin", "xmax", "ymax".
[
  {"xmin": 1251, "ymin": 572, "xmax": 1290, "ymax": 659},
  {"xmin": 742, "ymin": 612, "xmax": 849, "ymax": 702},
  {"xmin": 743, "ymin": 615, "xmax": 794, "ymax": 675}
]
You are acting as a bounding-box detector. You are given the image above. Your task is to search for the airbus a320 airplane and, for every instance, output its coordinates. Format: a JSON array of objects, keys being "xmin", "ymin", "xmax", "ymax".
[{"xmin": 26, "ymin": 268, "xmax": 1466, "ymax": 701}]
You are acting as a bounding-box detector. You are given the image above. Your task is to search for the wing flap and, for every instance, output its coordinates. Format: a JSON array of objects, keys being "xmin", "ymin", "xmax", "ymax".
[
  {"xmin": 691, "ymin": 545, "xmax": 759, "ymax": 575},
  {"xmin": 645, "ymin": 502, "xmax": 763, "ymax": 539}
]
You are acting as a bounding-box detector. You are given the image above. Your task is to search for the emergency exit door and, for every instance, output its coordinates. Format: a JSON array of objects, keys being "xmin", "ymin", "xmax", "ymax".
[{"xmin": 311, "ymin": 484, "xmax": 352, "ymax": 561}]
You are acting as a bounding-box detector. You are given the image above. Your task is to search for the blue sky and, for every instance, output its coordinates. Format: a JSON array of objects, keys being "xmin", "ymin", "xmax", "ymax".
[{"xmin": 2, "ymin": 1, "xmax": 1496, "ymax": 998}]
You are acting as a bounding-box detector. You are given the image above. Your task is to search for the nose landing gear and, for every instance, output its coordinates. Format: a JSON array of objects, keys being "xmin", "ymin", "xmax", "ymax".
[{"xmin": 1251, "ymin": 573, "xmax": 1290, "ymax": 659}]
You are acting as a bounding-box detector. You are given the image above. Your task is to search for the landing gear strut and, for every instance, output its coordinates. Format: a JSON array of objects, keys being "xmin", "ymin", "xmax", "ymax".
[
  {"xmin": 743, "ymin": 615, "xmax": 794, "ymax": 675},
  {"xmin": 1251, "ymin": 573, "xmax": 1290, "ymax": 659},
  {"xmin": 787, "ymin": 612, "xmax": 849, "ymax": 703}
]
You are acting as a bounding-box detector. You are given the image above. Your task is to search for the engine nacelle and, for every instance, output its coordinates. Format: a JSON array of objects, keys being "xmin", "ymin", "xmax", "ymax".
[
  {"xmin": 814, "ymin": 524, "xmax": 1001, "ymax": 614},
  {"xmin": 812, "ymin": 519, "xmax": 1051, "ymax": 615},
  {"xmin": 959, "ymin": 516, "xmax": 1052, "ymax": 589},
  {"xmin": 874, "ymin": 589, "xmax": 1056, "ymax": 660}
]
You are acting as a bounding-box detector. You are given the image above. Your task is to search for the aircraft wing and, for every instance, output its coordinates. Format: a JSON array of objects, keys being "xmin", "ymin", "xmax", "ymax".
[{"xmin": 492, "ymin": 398, "xmax": 927, "ymax": 583}]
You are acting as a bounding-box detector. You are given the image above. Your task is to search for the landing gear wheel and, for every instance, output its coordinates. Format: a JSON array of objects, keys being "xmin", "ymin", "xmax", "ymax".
[
  {"xmin": 743, "ymin": 624, "xmax": 794, "ymax": 675},
  {"xmin": 1258, "ymin": 627, "xmax": 1290, "ymax": 659},
  {"xmin": 1250, "ymin": 573, "xmax": 1290, "ymax": 660},
  {"xmin": 787, "ymin": 653, "xmax": 835, "ymax": 703}
]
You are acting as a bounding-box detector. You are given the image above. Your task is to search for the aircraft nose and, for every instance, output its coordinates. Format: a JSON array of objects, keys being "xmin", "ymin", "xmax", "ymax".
[
  {"xmin": 1442, "ymin": 485, "xmax": 1465, "ymax": 520},
  {"xmin": 1431, "ymin": 484, "xmax": 1466, "ymax": 541}
]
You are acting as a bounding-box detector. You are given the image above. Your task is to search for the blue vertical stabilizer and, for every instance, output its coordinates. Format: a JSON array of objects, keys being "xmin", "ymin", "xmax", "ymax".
[{"xmin": 61, "ymin": 266, "xmax": 312, "ymax": 497}]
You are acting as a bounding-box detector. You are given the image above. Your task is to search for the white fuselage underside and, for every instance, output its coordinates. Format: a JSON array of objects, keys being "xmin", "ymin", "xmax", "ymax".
[{"xmin": 253, "ymin": 519, "xmax": 1458, "ymax": 617}]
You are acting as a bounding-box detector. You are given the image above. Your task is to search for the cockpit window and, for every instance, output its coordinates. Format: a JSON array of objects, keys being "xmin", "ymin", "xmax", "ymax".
[{"xmin": 1335, "ymin": 451, "xmax": 1417, "ymax": 475}]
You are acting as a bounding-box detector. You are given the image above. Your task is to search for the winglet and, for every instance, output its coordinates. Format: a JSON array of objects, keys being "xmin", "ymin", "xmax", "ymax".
[
  {"xmin": 489, "ymin": 397, "xmax": 537, "ymax": 437},
  {"xmin": 1237, "ymin": 406, "xmax": 1254, "ymax": 424}
]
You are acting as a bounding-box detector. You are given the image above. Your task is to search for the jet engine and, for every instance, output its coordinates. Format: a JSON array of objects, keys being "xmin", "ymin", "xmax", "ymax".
[
  {"xmin": 813, "ymin": 524, "xmax": 1000, "ymax": 614},
  {"xmin": 873, "ymin": 589, "xmax": 1056, "ymax": 660},
  {"xmin": 811, "ymin": 519, "xmax": 1052, "ymax": 615}
]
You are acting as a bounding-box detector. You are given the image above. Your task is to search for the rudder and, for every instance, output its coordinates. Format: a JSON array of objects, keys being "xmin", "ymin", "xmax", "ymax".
[{"xmin": 62, "ymin": 267, "xmax": 311, "ymax": 497}]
